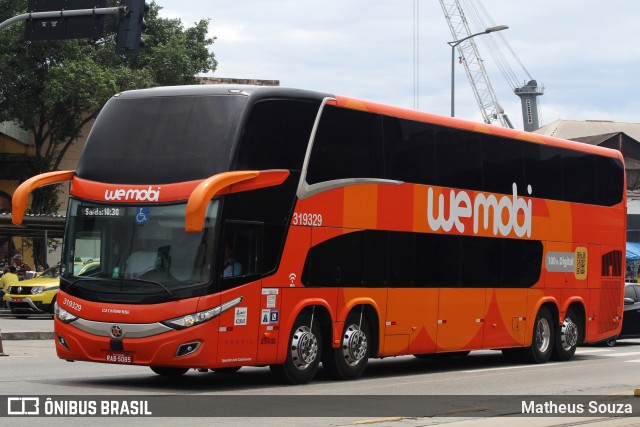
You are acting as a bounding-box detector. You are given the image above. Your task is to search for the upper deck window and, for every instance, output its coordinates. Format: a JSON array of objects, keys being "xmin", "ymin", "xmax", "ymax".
[{"xmin": 77, "ymin": 94, "xmax": 248, "ymax": 184}]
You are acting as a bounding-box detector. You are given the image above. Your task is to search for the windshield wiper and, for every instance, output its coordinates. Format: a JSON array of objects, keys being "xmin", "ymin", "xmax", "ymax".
[
  {"xmin": 62, "ymin": 277, "xmax": 103, "ymax": 294},
  {"xmin": 125, "ymin": 277, "xmax": 179, "ymax": 299}
]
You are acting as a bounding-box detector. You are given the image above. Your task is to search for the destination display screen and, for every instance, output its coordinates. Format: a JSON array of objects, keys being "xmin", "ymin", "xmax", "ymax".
[{"xmin": 78, "ymin": 206, "xmax": 126, "ymax": 217}]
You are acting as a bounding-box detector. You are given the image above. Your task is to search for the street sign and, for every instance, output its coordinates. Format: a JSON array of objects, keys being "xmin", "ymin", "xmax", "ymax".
[{"xmin": 24, "ymin": 0, "xmax": 106, "ymax": 41}]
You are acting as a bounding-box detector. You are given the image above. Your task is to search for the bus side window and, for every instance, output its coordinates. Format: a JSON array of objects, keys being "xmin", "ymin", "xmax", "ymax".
[{"xmin": 221, "ymin": 223, "xmax": 263, "ymax": 280}]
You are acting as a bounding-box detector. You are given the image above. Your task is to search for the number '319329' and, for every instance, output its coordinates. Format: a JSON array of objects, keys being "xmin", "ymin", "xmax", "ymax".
[{"xmin": 292, "ymin": 213, "xmax": 322, "ymax": 226}]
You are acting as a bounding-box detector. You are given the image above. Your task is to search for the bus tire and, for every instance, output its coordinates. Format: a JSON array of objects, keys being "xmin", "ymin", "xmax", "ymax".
[
  {"xmin": 150, "ymin": 366, "xmax": 189, "ymax": 376},
  {"xmin": 552, "ymin": 307, "xmax": 580, "ymax": 361},
  {"xmin": 324, "ymin": 313, "xmax": 370, "ymax": 380},
  {"xmin": 523, "ymin": 306, "xmax": 554, "ymax": 364},
  {"xmin": 270, "ymin": 311, "xmax": 321, "ymax": 384}
]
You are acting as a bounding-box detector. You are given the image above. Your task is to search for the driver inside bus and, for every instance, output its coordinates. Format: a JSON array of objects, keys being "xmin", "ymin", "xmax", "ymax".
[{"xmin": 223, "ymin": 241, "xmax": 242, "ymax": 278}]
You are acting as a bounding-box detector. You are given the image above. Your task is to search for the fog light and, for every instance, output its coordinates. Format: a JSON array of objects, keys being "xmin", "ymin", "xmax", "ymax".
[
  {"xmin": 57, "ymin": 334, "xmax": 70, "ymax": 350},
  {"xmin": 176, "ymin": 341, "xmax": 201, "ymax": 357}
]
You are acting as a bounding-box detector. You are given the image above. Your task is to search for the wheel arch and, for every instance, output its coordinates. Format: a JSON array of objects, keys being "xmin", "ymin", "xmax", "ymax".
[
  {"xmin": 525, "ymin": 298, "xmax": 559, "ymax": 347},
  {"xmin": 337, "ymin": 298, "xmax": 381, "ymax": 357},
  {"xmin": 564, "ymin": 300, "xmax": 586, "ymax": 345},
  {"xmin": 277, "ymin": 299, "xmax": 334, "ymax": 364}
]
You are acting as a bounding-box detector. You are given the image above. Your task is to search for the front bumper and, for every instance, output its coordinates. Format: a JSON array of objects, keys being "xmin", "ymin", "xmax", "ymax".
[
  {"xmin": 6, "ymin": 296, "xmax": 53, "ymax": 313},
  {"xmin": 55, "ymin": 316, "xmax": 218, "ymax": 368}
]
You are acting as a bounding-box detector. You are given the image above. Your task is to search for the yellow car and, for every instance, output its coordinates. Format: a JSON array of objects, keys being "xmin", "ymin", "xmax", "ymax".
[
  {"xmin": 5, "ymin": 264, "xmax": 61, "ymax": 316},
  {"xmin": 4, "ymin": 261, "xmax": 100, "ymax": 317}
]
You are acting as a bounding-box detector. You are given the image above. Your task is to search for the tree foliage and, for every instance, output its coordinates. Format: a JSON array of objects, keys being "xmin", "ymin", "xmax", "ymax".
[
  {"xmin": 0, "ymin": 0, "xmax": 217, "ymax": 212},
  {"xmin": 0, "ymin": 0, "xmax": 216, "ymax": 268}
]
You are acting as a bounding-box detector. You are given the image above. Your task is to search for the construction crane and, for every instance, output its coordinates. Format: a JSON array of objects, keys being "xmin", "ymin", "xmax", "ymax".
[{"xmin": 439, "ymin": 0, "xmax": 544, "ymax": 131}]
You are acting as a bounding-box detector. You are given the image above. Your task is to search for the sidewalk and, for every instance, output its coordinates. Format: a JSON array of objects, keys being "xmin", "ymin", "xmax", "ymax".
[{"xmin": 0, "ymin": 308, "xmax": 54, "ymax": 340}]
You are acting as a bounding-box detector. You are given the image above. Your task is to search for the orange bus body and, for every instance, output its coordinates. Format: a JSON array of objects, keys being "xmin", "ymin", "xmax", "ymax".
[{"xmin": 14, "ymin": 87, "xmax": 625, "ymax": 383}]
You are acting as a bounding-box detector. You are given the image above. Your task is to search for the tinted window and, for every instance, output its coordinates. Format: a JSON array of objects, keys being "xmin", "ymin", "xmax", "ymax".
[
  {"xmin": 302, "ymin": 231, "xmax": 542, "ymax": 289},
  {"xmin": 435, "ymin": 129, "xmax": 482, "ymax": 190},
  {"xmin": 563, "ymin": 151, "xmax": 597, "ymax": 204},
  {"xmin": 523, "ymin": 143, "xmax": 563, "ymax": 201},
  {"xmin": 307, "ymin": 110, "xmax": 623, "ymax": 206},
  {"xmin": 461, "ymin": 236, "xmax": 503, "ymax": 287},
  {"xmin": 388, "ymin": 232, "xmax": 415, "ymax": 286},
  {"xmin": 483, "ymin": 136, "xmax": 525, "ymax": 195},
  {"xmin": 235, "ymin": 99, "xmax": 320, "ymax": 171},
  {"xmin": 415, "ymin": 234, "xmax": 461, "ymax": 287},
  {"xmin": 307, "ymin": 106, "xmax": 384, "ymax": 184},
  {"xmin": 365, "ymin": 231, "xmax": 388, "ymax": 287},
  {"xmin": 597, "ymin": 156, "xmax": 624, "ymax": 206},
  {"xmin": 223, "ymin": 174, "xmax": 300, "ymax": 276},
  {"xmin": 502, "ymin": 239, "xmax": 543, "ymax": 287},
  {"xmin": 384, "ymin": 116, "xmax": 436, "ymax": 184},
  {"xmin": 303, "ymin": 230, "xmax": 366, "ymax": 287},
  {"xmin": 78, "ymin": 95, "xmax": 246, "ymax": 184}
]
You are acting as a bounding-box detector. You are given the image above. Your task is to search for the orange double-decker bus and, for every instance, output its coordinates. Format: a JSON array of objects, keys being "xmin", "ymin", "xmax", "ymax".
[{"xmin": 13, "ymin": 85, "xmax": 626, "ymax": 384}]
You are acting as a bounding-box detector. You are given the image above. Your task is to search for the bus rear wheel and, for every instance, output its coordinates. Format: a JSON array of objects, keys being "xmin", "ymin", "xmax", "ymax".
[
  {"xmin": 522, "ymin": 306, "xmax": 554, "ymax": 364},
  {"xmin": 552, "ymin": 307, "xmax": 580, "ymax": 361},
  {"xmin": 270, "ymin": 311, "xmax": 321, "ymax": 384},
  {"xmin": 150, "ymin": 366, "xmax": 189, "ymax": 376},
  {"xmin": 324, "ymin": 313, "xmax": 370, "ymax": 380}
]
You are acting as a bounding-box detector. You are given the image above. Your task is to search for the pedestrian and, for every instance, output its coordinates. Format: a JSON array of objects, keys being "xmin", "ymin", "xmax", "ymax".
[
  {"xmin": 0, "ymin": 266, "xmax": 19, "ymax": 308},
  {"xmin": 12, "ymin": 254, "xmax": 31, "ymax": 280}
]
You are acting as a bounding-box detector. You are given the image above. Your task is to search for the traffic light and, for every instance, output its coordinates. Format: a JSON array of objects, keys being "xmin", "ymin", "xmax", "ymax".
[{"xmin": 115, "ymin": 0, "xmax": 148, "ymax": 55}]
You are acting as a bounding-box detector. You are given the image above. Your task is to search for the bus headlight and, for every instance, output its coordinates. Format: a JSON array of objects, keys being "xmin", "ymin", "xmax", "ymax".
[
  {"xmin": 55, "ymin": 304, "xmax": 78, "ymax": 324},
  {"xmin": 162, "ymin": 296, "xmax": 243, "ymax": 330}
]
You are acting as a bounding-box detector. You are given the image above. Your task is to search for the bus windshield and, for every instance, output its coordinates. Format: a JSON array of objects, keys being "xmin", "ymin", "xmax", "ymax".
[{"xmin": 61, "ymin": 199, "xmax": 219, "ymax": 299}]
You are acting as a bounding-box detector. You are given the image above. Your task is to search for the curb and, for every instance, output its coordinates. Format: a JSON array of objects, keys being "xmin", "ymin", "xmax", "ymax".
[{"xmin": 1, "ymin": 332, "xmax": 55, "ymax": 340}]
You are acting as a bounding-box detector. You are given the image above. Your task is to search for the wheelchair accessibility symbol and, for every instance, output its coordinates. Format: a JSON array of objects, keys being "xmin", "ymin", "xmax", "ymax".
[{"xmin": 135, "ymin": 207, "xmax": 150, "ymax": 224}]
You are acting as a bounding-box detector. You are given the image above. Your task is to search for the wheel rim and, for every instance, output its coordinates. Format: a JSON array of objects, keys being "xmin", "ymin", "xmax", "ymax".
[
  {"xmin": 560, "ymin": 318, "xmax": 578, "ymax": 350},
  {"xmin": 341, "ymin": 324, "xmax": 368, "ymax": 366},
  {"xmin": 290, "ymin": 325, "xmax": 318, "ymax": 370},
  {"xmin": 535, "ymin": 317, "xmax": 551, "ymax": 353}
]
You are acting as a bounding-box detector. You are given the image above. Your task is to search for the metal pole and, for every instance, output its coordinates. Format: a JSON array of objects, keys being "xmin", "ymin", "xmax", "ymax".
[
  {"xmin": 447, "ymin": 25, "xmax": 508, "ymax": 118},
  {"xmin": 43, "ymin": 229, "xmax": 48, "ymax": 268},
  {"xmin": 450, "ymin": 44, "xmax": 455, "ymax": 117},
  {"xmin": 0, "ymin": 7, "xmax": 123, "ymax": 32}
]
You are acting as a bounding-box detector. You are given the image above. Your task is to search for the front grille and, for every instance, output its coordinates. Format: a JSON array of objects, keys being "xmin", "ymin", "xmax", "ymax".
[{"xmin": 8, "ymin": 285, "xmax": 32, "ymax": 295}]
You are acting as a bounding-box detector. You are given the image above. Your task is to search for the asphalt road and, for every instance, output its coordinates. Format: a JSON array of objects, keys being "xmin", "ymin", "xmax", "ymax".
[{"xmin": 2, "ymin": 337, "xmax": 640, "ymax": 426}]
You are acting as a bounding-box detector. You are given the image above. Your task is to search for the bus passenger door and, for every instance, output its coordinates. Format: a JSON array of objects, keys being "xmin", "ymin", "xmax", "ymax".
[{"xmin": 215, "ymin": 223, "xmax": 264, "ymax": 368}]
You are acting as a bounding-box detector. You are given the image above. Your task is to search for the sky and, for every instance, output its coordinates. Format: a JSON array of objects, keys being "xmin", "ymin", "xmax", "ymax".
[{"xmin": 156, "ymin": 0, "xmax": 640, "ymax": 131}]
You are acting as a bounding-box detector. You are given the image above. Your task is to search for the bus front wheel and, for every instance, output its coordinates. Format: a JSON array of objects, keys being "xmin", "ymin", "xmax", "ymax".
[
  {"xmin": 150, "ymin": 366, "xmax": 189, "ymax": 376},
  {"xmin": 270, "ymin": 311, "xmax": 321, "ymax": 384},
  {"xmin": 324, "ymin": 313, "xmax": 370, "ymax": 380},
  {"xmin": 523, "ymin": 307, "xmax": 554, "ymax": 364}
]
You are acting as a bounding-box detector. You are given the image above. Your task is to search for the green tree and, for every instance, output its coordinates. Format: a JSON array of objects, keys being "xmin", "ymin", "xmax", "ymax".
[{"xmin": 0, "ymin": 0, "xmax": 216, "ymax": 267}]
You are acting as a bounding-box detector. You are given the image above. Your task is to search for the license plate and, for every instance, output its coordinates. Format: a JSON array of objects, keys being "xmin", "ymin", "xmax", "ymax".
[
  {"xmin": 106, "ymin": 351, "xmax": 133, "ymax": 364},
  {"xmin": 12, "ymin": 298, "xmax": 23, "ymax": 303}
]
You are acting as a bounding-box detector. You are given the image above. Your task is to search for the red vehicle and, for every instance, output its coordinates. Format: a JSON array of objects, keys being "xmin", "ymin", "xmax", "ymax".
[{"xmin": 13, "ymin": 85, "xmax": 626, "ymax": 384}]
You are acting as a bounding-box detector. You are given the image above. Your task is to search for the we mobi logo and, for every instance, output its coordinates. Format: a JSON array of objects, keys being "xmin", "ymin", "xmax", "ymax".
[
  {"xmin": 427, "ymin": 183, "xmax": 532, "ymax": 238},
  {"xmin": 104, "ymin": 186, "xmax": 161, "ymax": 202}
]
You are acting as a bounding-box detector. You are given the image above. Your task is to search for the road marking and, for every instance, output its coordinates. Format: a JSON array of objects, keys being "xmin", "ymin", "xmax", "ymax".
[
  {"xmin": 624, "ymin": 359, "xmax": 640, "ymax": 363},
  {"xmin": 578, "ymin": 348, "xmax": 616, "ymax": 354},
  {"xmin": 594, "ymin": 352, "xmax": 640, "ymax": 357},
  {"xmin": 462, "ymin": 362, "xmax": 561, "ymax": 373},
  {"xmin": 353, "ymin": 417, "xmax": 404, "ymax": 424}
]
